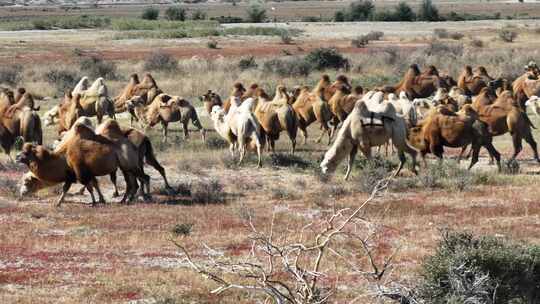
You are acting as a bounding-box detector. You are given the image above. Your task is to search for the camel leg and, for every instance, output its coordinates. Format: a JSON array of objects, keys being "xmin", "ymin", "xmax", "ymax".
[
  {"xmin": 523, "ymin": 130, "xmax": 540, "ymax": 162},
  {"xmin": 56, "ymin": 182, "xmax": 72, "ymax": 207},
  {"xmin": 182, "ymin": 121, "xmax": 189, "ymax": 140},
  {"xmin": 84, "ymin": 182, "xmax": 97, "ymax": 207},
  {"xmin": 110, "ymin": 172, "xmax": 119, "ymax": 197},
  {"xmin": 145, "ymin": 151, "xmax": 173, "ymax": 193},
  {"xmin": 256, "ymin": 141, "xmax": 262, "ymax": 168},
  {"xmin": 457, "ymin": 145, "xmax": 468, "ymax": 163},
  {"xmin": 270, "ymin": 138, "xmax": 275, "ymax": 154},
  {"xmin": 91, "ymin": 178, "xmax": 106, "ymax": 205},
  {"xmin": 299, "ymin": 124, "xmax": 308, "ymax": 145},
  {"xmin": 238, "ymin": 144, "xmax": 246, "ymax": 165},
  {"xmin": 484, "ymin": 141, "xmax": 502, "ymax": 171},
  {"xmin": 161, "ymin": 121, "xmax": 168, "ymax": 143},
  {"xmin": 229, "ymin": 143, "xmax": 236, "ymax": 157},
  {"xmin": 330, "ymin": 117, "xmax": 339, "ymax": 140},
  {"xmin": 344, "ymin": 145, "xmax": 358, "ymax": 181},
  {"xmin": 393, "ymin": 151, "xmax": 407, "ymax": 177},
  {"xmin": 510, "ymin": 132, "xmax": 523, "ymax": 161},
  {"xmin": 468, "ymin": 143, "xmax": 481, "ymax": 170}
]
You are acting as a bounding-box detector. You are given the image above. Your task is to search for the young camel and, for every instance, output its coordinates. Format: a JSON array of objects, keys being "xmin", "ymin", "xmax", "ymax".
[{"xmin": 320, "ymin": 101, "xmax": 418, "ymax": 180}]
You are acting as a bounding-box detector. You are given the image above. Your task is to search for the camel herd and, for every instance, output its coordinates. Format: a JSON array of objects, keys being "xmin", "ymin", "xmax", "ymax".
[{"xmin": 2, "ymin": 61, "xmax": 540, "ymax": 206}]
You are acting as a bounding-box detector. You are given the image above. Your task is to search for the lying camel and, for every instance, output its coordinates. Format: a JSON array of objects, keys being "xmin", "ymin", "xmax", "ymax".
[
  {"xmin": 408, "ymin": 105, "xmax": 501, "ymax": 170},
  {"xmin": 128, "ymin": 94, "xmax": 205, "ymax": 142},
  {"xmin": 320, "ymin": 100, "xmax": 418, "ymax": 180},
  {"xmin": 253, "ymin": 86, "xmax": 298, "ymax": 153},
  {"xmin": 472, "ymin": 89, "xmax": 539, "ymax": 162}
]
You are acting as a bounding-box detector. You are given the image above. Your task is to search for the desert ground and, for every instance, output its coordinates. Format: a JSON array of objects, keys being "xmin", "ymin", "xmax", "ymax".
[{"xmin": 1, "ymin": 2, "xmax": 540, "ymax": 303}]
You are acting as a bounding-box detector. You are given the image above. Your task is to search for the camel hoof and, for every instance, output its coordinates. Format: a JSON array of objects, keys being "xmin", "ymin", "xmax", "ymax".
[{"xmin": 112, "ymin": 191, "xmax": 120, "ymax": 198}]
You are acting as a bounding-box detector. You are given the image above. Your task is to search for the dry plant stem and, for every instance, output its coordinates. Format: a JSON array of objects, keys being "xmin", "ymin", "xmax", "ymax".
[{"xmin": 172, "ymin": 177, "xmax": 392, "ymax": 304}]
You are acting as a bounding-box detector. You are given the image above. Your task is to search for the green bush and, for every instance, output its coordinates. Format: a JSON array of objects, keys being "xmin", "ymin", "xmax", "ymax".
[
  {"xmin": 394, "ymin": 2, "xmax": 416, "ymax": 21},
  {"xmin": 246, "ymin": 0, "xmax": 267, "ymax": 23},
  {"xmin": 334, "ymin": 0, "xmax": 374, "ymax": 21},
  {"xmin": 165, "ymin": 6, "xmax": 186, "ymax": 21},
  {"xmin": 143, "ymin": 51, "xmax": 178, "ymax": 72},
  {"xmin": 79, "ymin": 56, "xmax": 117, "ymax": 80},
  {"xmin": 304, "ymin": 48, "xmax": 349, "ymax": 71},
  {"xmin": 419, "ymin": 231, "xmax": 540, "ymax": 303},
  {"xmin": 207, "ymin": 39, "xmax": 219, "ymax": 49},
  {"xmin": 141, "ymin": 7, "xmax": 160, "ymax": 20}
]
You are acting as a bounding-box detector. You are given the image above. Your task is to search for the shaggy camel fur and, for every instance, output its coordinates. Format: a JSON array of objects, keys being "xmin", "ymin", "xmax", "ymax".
[
  {"xmin": 127, "ymin": 94, "xmax": 205, "ymax": 142},
  {"xmin": 513, "ymin": 71, "xmax": 540, "ymax": 109},
  {"xmin": 473, "ymin": 89, "xmax": 539, "ymax": 162},
  {"xmin": 432, "ymin": 88, "xmax": 459, "ymax": 112},
  {"xmin": 59, "ymin": 122, "xmax": 139, "ymax": 206},
  {"xmin": 72, "ymin": 76, "xmax": 90, "ymax": 95},
  {"xmin": 201, "ymin": 90, "xmax": 223, "ymax": 114},
  {"xmin": 253, "ymin": 86, "xmax": 298, "ymax": 153},
  {"xmin": 16, "ymin": 143, "xmax": 76, "ymax": 201},
  {"xmin": 408, "ymin": 105, "xmax": 501, "ymax": 170},
  {"xmin": 44, "ymin": 105, "xmax": 59, "ymax": 126},
  {"xmin": 1, "ymin": 92, "xmax": 42, "ymax": 149},
  {"xmin": 114, "ymin": 73, "xmax": 162, "ymax": 113},
  {"xmin": 4, "ymin": 88, "xmax": 39, "ymax": 118},
  {"xmin": 292, "ymin": 75, "xmax": 335, "ymax": 144},
  {"xmin": 211, "ymin": 98, "xmax": 264, "ymax": 166},
  {"xmin": 320, "ymin": 101, "xmax": 418, "ymax": 180},
  {"xmin": 457, "ymin": 66, "xmax": 495, "ymax": 96},
  {"xmin": 78, "ymin": 78, "xmax": 115, "ymax": 123},
  {"xmin": 52, "ymin": 117, "xmax": 173, "ymax": 197},
  {"xmin": 327, "ymin": 83, "xmax": 359, "ymax": 138},
  {"xmin": 383, "ymin": 64, "xmax": 453, "ymax": 99}
]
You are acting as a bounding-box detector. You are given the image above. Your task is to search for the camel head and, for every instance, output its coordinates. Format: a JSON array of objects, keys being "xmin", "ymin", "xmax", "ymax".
[
  {"xmin": 475, "ymin": 66, "xmax": 488, "ymax": 76},
  {"xmin": 15, "ymin": 87, "xmax": 26, "ymax": 102},
  {"xmin": 464, "ymin": 65, "xmax": 473, "ymax": 74},
  {"xmin": 126, "ymin": 95, "xmax": 146, "ymax": 111},
  {"xmin": 16, "ymin": 143, "xmax": 39, "ymax": 165},
  {"xmin": 19, "ymin": 172, "xmax": 43, "ymax": 197},
  {"xmin": 231, "ymin": 83, "xmax": 246, "ymax": 97}
]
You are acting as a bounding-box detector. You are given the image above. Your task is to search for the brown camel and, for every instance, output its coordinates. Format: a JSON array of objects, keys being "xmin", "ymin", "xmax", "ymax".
[
  {"xmin": 128, "ymin": 94, "xmax": 205, "ymax": 142},
  {"xmin": 383, "ymin": 64, "xmax": 453, "ymax": 99},
  {"xmin": 327, "ymin": 83, "xmax": 362, "ymax": 138},
  {"xmin": 114, "ymin": 73, "xmax": 162, "ymax": 113},
  {"xmin": 408, "ymin": 104, "xmax": 501, "ymax": 170},
  {"xmin": 253, "ymin": 86, "xmax": 298, "ymax": 153},
  {"xmin": 222, "ymin": 83, "xmax": 247, "ymax": 113},
  {"xmin": 1, "ymin": 92, "xmax": 42, "ymax": 147},
  {"xmin": 292, "ymin": 75, "xmax": 337, "ymax": 144},
  {"xmin": 472, "ymin": 89, "xmax": 539, "ymax": 162},
  {"xmin": 201, "ymin": 90, "xmax": 223, "ymax": 114}
]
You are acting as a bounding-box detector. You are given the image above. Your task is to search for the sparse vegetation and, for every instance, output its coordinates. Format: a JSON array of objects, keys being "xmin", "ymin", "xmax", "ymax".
[
  {"xmin": 143, "ymin": 51, "xmax": 178, "ymax": 72},
  {"xmin": 79, "ymin": 56, "xmax": 118, "ymax": 80},
  {"xmin": 499, "ymin": 27, "xmax": 518, "ymax": 42},
  {"xmin": 0, "ymin": 65, "xmax": 22, "ymax": 86},
  {"xmin": 43, "ymin": 69, "xmax": 79, "ymax": 95},
  {"xmin": 191, "ymin": 178, "xmax": 226, "ymax": 204},
  {"xmin": 238, "ymin": 56, "xmax": 258, "ymax": 71},
  {"xmin": 417, "ymin": 231, "xmax": 540, "ymax": 303},
  {"xmin": 304, "ymin": 47, "xmax": 350, "ymax": 71}
]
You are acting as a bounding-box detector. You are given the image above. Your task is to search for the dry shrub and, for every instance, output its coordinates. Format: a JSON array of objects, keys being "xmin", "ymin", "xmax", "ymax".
[
  {"xmin": 433, "ymin": 28, "xmax": 449, "ymax": 39},
  {"xmin": 191, "ymin": 178, "xmax": 226, "ymax": 204},
  {"xmin": 0, "ymin": 64, "xmax": 23, "ymax": 86},
  {"xmin": 79, "ymin": 56, "xmax": 118, "ymax": 79},
  {"xmin": 43, "ymin": 68, "xmax": 79, "ymax": 95},
  {"xmin": 143, "ymin": 50, "xmax": 178, "ymax": 72},
  {"xmin": 469, "ymin": 38, "xmax": 484, "ymax": 48},
  {"xmin": 449, "ymin": 32, "xmax": 464, "ymax": 40},
  {"xmin": 171, "ymin": 223, "xmax": 193, "ymax": 236},
  {"xmin": 498, "ymin": 28, "xmax": 518, "ymax": 42}
]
